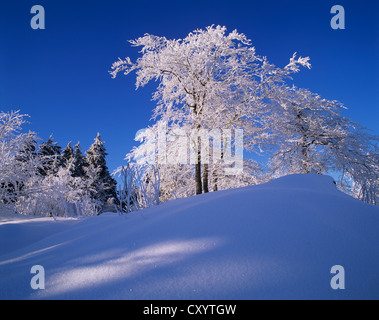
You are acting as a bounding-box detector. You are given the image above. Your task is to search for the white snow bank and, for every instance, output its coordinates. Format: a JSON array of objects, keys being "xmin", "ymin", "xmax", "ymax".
[
  {"xmin": 0, "ymin": 174, "xmax": 378, "ymax": 300},
  {"xmin": 0, "ymin": 209, "xmax": 80, "ymax": 256}
]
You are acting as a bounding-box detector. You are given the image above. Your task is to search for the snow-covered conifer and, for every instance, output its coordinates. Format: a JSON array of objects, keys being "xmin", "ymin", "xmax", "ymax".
[
  {"xmin": 61, "ymin": 142, "xmax": 74, "ymax": 169},
  {"xmin": 72, "ymin": 142, "xmax": 86, "ymax": 178},
  {"xmin": 38, "ymin": 135, "xmax": 62, "ymax": 176},
  {"xmin": 85, "ymin": 133, "xmax": 117, "ymax": 211}
]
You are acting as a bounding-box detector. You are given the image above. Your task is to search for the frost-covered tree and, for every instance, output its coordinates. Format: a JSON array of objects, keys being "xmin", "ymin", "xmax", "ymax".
[
  {"xmin": 266, "ymin": 86, "xmax": 344, "ymax": 175},
  {"xmin": 330, "ymin": 124, "xmax": 378, "ymax": 205},
  {"xmin": 15, "ymin": 164, "xmax": 101, "ymax": 217},
  {"xmin": 0, "ymin": 110, "xmax": 103, "ymax": 216},
  {"xmin": 85, "ymin": 133, "xmax": 117, "ymax": 210},
  {"xmin": 0, "ymin": 111, "xmax": 42, "ymax": 204},
  {"xmin": 72, "ymin": 142, "xmax": 86, "ymax": 178},
  {"xmin": 15, "ymin": 132, "xmax": 38, "ymax": 163},
  {"xmin": 38, "ymin": 135, "xmax": 62, "ymax": 176},
  {"xmin": 115, "ymin": 163, "xmax": 160, "ymax": 213},
  {"xmin": 61, "ymin": 142, "xmax": 74, "ymax": 169},
  {"xmin": 111, "ymin": 25, "xmax": 377, "ymax": 206},
  {"xmin": 123, "ymin": 120, "xmax": 263, "ymax": 202},
  {"xmin": 111, "ymin": 25, "xmax": 310, "ymax": 194},
  {"xmin": 14, "ymin": 140, "xmax": 101, "ymax": 217},
  {"xmin": 9, "ymin": 133, "xmax": 41, "ymax": 203},
  {"xmin": 266, "ymin": 85, "xmax": 378, "ymax": 205}
]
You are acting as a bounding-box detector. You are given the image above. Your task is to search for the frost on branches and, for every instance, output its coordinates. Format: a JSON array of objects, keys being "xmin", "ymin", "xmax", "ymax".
[
  {"xmin": 0, "ymin": 111, "xmax": 114, "ymax": 216},
  {"xmin": 111, "ymin": 25, "xmax": 310, "ymax": 196},
  {"xmin": 111, "ymin": 25, "xmax": 378, "ymax": 206},
  {"xmin": 116, "ymin": 121, "xmax": 262, "ymax": 208},
  {"xmin": 265, "ymin": 85, "xmax": 378, "ymax": 205},
  {"xmin": 0, "ymin": 111, "xmax": 38, "ymax": 204},
  {"xmin": 115, "ymin": 163, "xmax": 160, "ymax": 213}
]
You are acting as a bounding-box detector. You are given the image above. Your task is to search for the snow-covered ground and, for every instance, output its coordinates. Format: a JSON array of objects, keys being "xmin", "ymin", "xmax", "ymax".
[{"xmin": 0, "ymin": 174, "xmax": 378, "ymax": 300}]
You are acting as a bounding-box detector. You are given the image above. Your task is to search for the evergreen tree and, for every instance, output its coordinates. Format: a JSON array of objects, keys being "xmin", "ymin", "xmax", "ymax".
[
  {"xmin": 61, "ymin": 142, "xmax": 74, "ymax": 169},
  {"xmin": 72, "ymin": 142, "xmax": 86, "ymax": 178},
  {"xmin": 15, "ymin": 132, "xmax": 38, "ymax": 163},
  {"xmin": 38, "ymin": 135, "xmax": 62, "ymax": 176},
  {"xmin": 85, "ymin": 133, "xmax": 117, "ymax": 210}
]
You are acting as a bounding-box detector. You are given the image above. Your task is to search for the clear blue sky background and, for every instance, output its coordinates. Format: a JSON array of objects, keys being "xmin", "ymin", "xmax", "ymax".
[{"xmin": 1, "ymin": 0, "xmax": 378, "ymax": 173}]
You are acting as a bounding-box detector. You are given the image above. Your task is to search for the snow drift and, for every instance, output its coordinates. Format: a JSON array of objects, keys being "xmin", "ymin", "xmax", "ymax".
[{"xmin": 0, "ymin": 174, "xmax": 378, "ymax": 300}]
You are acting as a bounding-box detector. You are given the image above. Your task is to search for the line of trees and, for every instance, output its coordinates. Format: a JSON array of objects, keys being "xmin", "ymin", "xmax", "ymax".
[{"xmin": 0, "ymin": 111, "xmax": 117, "ymax": 217}]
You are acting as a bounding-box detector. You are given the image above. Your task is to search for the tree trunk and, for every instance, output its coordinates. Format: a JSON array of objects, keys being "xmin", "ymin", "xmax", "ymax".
[
  {"xmin": 194, "ymin": 107, "xmax": 203, "ymax": 195},
  {"xmin": 202, "ymin": 163, "xmax": 209, "ymax": 193},
  {"xmin": 195, "ymin": 143, "xmax": 202, "ymax": 194},
  {"xmin": 212, "ymin": 150, "xmax": 223, "ymax": 192},
  {"xmin": 301, "ymin": 142, "xmax": 310, "ymax": 174},
  {"xmin": 213, "ymin": 171, "xmax": 218, "ymax": 192}
]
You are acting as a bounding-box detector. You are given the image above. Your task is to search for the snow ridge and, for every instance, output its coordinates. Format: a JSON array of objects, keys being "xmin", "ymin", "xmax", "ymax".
[{"xmin": 0, "ymin": 174, "xmax": 378, "ymax": 300}]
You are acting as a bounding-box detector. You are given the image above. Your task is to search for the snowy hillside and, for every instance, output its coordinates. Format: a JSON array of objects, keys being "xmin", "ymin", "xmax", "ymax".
[{"xmin": 0, "ymin": 174, "xmax": 378, "ymax": 300}]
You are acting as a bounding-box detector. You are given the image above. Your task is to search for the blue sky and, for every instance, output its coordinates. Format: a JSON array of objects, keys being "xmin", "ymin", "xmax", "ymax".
[{"xmin": 0, "ymin": 0, "xmax": 378, "ymax": 173}]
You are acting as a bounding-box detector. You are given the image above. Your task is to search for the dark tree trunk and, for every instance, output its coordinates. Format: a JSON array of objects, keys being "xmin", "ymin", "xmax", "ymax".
[
  {"xmin": 195, "ymin": 143, "xmax": 202, "ymax": 194},
  {"xmin": 194, "ymin": 107, "xmax": 203, "ymax": 195},
  {"xmin": 301, "ymin": 139, "xmax": 310, "ymax": 174},
  {"xmin": 202, "ymin": 163, "xmax": 209, "ymax": 193},
  {"xmin": 213, "ymin": 168, "xmax": 218, "ymax": 192}
]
